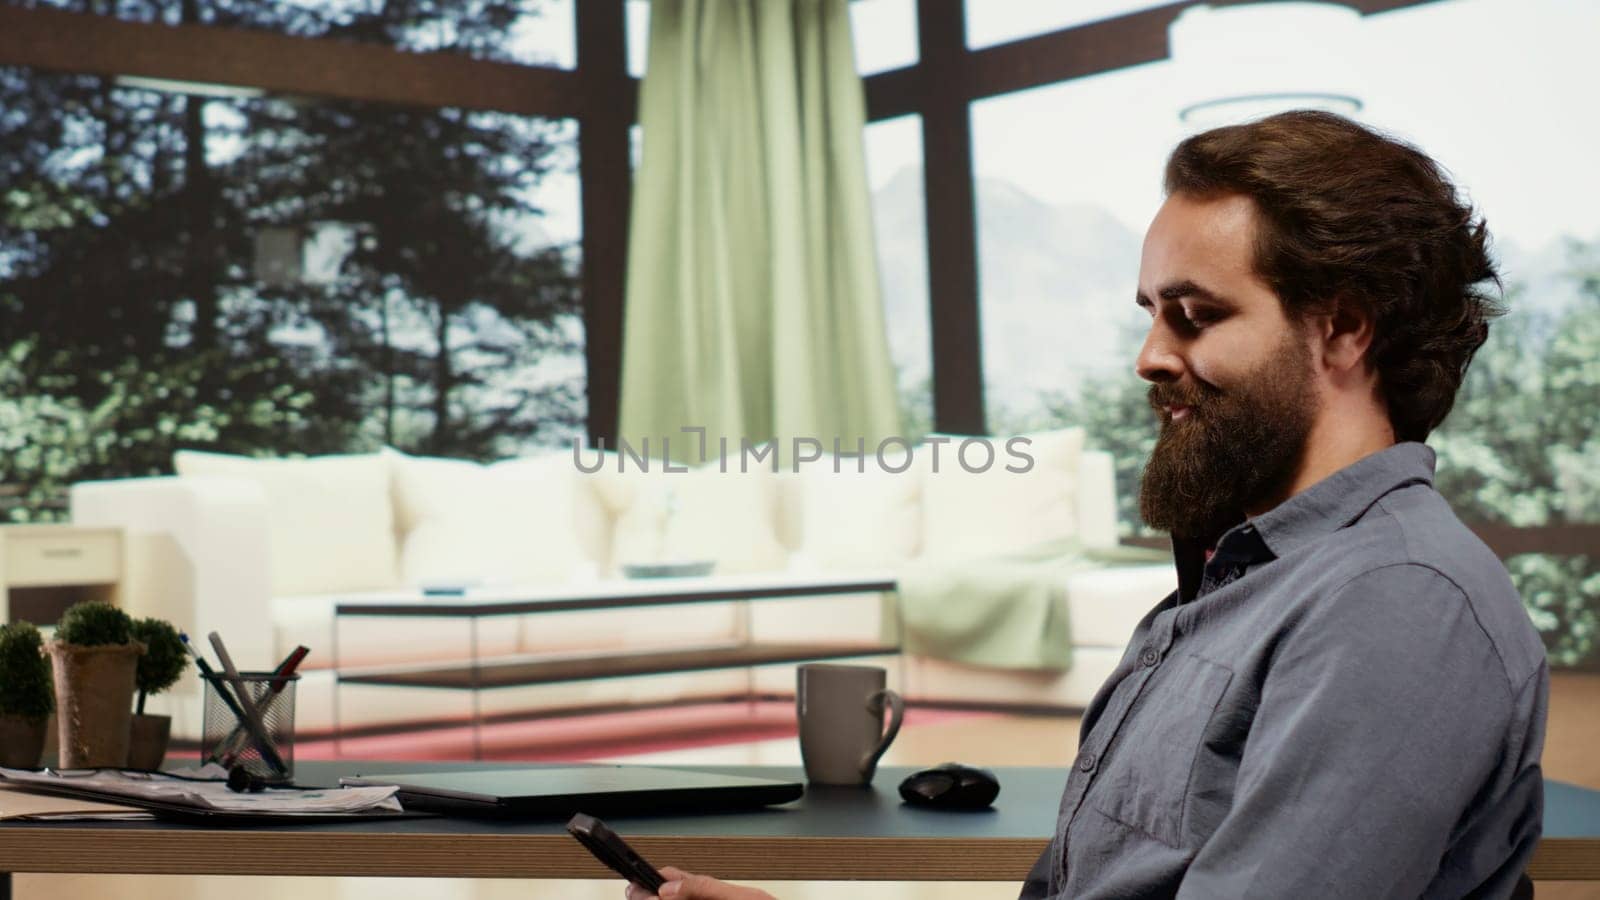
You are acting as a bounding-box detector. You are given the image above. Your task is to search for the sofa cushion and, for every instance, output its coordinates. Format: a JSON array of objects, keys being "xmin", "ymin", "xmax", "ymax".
[
  {"xmin": 498, "ymin": 453, "xmax": 613, "ymax": 573},
  {"xmin": 611, "ymin": 462, "xmax": 787, "ymax": 575},
  {"xmin": 790, "ymin": 450, "xmax": 922, "ymax": 571},
  {"xmin": 386, "ymin": 448, "xmax": 601, "ymax": 586},
  {"xmin": 1063, "ymin": 563, "xmax": 1177, "ymax": 647},
  {"xmin": 918, "ymin": 428, "xmax": 1085, "ymax": 560},
  {"xmin": 173, "ymin": 450, "xmax": 398, "ymax": 596}
]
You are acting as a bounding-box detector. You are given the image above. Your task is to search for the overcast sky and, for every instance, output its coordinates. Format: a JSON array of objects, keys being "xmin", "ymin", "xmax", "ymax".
[{"xmin": 860, "ymin": 0, "xmax": 1600, "ymax": 255}]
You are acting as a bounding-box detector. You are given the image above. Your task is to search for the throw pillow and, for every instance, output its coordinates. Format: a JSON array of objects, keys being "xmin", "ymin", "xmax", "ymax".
[
  {"xmin": 792, "ymin": 449, "xmax": 922, "ymax": 571},
  {"xmin": 917, "ymin": 428, "xmax": 1085, "ymax": 560},
  {"xmin": 610, "ymin": 460, "xmax": 787, "ymax": 575},
  {"xmin": 386, "ymin": 448, "xmax": 598, "ymax": 586}
]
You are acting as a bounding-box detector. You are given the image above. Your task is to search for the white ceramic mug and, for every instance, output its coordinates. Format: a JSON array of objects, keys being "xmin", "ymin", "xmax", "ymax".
[{"xmin": 796, "ymin": 664, "xmax": 905, "ymax": 786}]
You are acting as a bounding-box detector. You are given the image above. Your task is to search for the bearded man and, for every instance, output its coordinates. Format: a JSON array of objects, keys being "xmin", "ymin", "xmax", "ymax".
[{"xmin": 628, "ymin": 111, "xmax": 1547, "ymax": 900}]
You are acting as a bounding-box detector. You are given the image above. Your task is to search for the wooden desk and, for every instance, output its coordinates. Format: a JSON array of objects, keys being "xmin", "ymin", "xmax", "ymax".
[{"xmin": 0, "ymin": 762, "xmax": 1595, "ymax": 885}]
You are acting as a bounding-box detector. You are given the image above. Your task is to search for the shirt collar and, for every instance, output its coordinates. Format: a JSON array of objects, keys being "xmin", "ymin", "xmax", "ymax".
[
  {"xmin": 1168, "ymin": 442, "xmax": 1435, "ymax": 601},
  {"xmin": 1249, "ymin": 441, "xmax": 1435, "ymax": 558}
]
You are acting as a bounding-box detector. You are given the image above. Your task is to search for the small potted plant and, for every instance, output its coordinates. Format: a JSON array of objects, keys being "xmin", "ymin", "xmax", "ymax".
[
  {"xmin": 47, "ymin": 601, "xmax": 144, "ymax": 768},
  {"xmin": 0, "ymin": 621, "xmax": 54, "ymax": 768},
  {"xmin": 126, "ymin": 618, "xmax": 188, "ymax": 770}
]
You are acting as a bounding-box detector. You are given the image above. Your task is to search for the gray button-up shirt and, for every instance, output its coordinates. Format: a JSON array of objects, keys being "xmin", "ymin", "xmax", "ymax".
[{"xmin": 1020, "ymin": 442, "xmax": 1548, "ymax": 899}]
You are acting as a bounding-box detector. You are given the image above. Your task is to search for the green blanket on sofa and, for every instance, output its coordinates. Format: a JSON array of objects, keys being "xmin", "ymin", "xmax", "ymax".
[{"xmin": 897, "ymin": 538, "xmax": 1170, "ymax": 671}]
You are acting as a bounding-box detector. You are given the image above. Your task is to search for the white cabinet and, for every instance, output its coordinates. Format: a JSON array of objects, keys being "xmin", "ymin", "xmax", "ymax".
[{"xmin": 0, "ymin": 525, "xmax": 124, "ymax": 625}]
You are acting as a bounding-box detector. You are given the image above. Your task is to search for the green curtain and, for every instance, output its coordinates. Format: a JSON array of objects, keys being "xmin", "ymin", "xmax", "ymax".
[{"xmin": 618, "ymin": 0, "xmax": 902, "ymax": 464}]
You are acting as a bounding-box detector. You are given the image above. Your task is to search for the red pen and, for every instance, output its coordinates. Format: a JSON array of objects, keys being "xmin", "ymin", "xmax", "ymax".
[
  {"xmin": 267, "ymin": 646, "xmax": 311, "ymax": 693},
  {"xmin": 218, "ymin": 646, "xmax": 310, "ymax": 767}
]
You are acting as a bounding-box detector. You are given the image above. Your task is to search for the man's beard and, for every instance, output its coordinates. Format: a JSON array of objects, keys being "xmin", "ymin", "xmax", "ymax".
[{"xmin": 1139, "ymin": 333, "xmax": 1319, "ymax": 543}]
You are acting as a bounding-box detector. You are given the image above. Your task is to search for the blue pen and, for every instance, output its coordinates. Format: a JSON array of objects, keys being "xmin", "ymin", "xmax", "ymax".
[
  {"xmin": 179, "ymin": 633, "xmax": 289, "ymax": 776},
  {"xmin": 179, "ymin": 632, "xmax": 254, "ymax": 766}
]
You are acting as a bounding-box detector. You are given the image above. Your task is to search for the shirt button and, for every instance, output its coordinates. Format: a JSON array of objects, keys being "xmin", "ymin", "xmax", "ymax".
[
  {"xmin": 1075, "ymin": 752, "xmax": 1097, "ymax": 773},
  {"xmin": 1140, "ymin": 647, "xmax": 1162, "ymax": 668}
]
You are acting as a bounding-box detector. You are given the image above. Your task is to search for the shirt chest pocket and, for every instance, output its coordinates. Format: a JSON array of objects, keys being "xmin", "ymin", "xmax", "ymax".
[{"xmin": 1090, "ymin": 652, "xmax": 1234, "ymax": 848}]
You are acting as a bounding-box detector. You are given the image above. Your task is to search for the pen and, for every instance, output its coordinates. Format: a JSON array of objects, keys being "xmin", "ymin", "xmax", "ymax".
[
  {"xmin": 180, "ymin": 633, "xmax": 265, "ymax": 767},
  {"xmin": 182, "ymin": 632, "xmax": 289, "ymax": 776},
  {"xmin": 207, "ymin": 632, "xmax": 258, "ymax": 717},
  {"xmin": 268, "ymin": 646, "xmax": 311, "ymax": 693},
  {"xmin": 179, "ymin": 631, "xmax": 240, "ymax": 716},
  {"xmin": 216, "ymin": 646, "xmax": 309, "ymax": 765}
]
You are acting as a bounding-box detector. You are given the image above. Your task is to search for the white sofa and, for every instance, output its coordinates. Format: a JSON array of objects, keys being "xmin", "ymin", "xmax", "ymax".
[{"xmin": 69, "ymin": 429, "xmax": 1176, "ymax": 741}]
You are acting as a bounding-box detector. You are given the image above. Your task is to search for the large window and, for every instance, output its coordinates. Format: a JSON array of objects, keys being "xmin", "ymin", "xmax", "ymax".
[
  {"xmin": 863, "ymin": 114, "xmax": 932, "ymax": 439},
  {"xmin": 0, "ymin": 2, "xmax": 586, "ymax": 521},
  {"xmin": 971, "ymin": 67, "xmax": 1171, "ymax": 434},
  {"xmin": 968, "ymin": 63, "xmax": 1173, "ymax": 530},
  {"xmin": 964, "ymin": 0, "xmax": 1600, "ymax": 666}
]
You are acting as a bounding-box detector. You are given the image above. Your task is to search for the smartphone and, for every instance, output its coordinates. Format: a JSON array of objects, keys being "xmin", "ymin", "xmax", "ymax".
[{"xmin": 566, "ymin": 812, "xmax": 667, "ymax": 892}]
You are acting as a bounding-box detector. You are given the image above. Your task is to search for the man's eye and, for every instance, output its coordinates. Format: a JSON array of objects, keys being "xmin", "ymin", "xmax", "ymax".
[{"xmin": 1184, "ymin": 309, "xmax": 1220, "ymax": 328}]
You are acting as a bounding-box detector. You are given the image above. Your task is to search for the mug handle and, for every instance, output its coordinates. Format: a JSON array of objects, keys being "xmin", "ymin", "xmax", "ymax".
[{"xmin": 859, "ymin": 688, "xmax": 905, "ymax": 777}]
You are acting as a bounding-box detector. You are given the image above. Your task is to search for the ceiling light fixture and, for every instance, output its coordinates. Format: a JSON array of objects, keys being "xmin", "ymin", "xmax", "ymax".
[{"xmin": 1169, "ymin": 2, "xmax": 1368, "ymax": 130}]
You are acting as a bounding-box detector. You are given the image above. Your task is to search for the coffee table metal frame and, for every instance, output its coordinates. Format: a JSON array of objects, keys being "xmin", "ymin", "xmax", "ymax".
[{"xmin": 331, "ymin": 574, "xmax": 901, "ymax": 757}]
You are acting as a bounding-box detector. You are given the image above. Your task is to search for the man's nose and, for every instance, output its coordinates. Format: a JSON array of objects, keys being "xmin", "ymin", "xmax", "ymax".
[{"xmin": 1135, "ymin": 323, "xmax": 1184, "ymax": 383}]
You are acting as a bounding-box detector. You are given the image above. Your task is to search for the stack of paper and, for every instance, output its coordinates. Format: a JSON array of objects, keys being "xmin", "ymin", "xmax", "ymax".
[{"xmin": 0, "ymin": 764, "xmax": 402, "ymax": 816}]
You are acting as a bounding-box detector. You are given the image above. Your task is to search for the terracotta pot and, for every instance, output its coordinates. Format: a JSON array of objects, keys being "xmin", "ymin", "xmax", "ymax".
[
  {"xmin": 46, "ymin": 641, "xmax": 143, "ymax": 769},
  {"xmin": 0, "ymin": 713, "xmax": 48, "ymax": 769},
  {"xmin": 126, "ymin": 713, "xmax": 172, "ymax": 771}
]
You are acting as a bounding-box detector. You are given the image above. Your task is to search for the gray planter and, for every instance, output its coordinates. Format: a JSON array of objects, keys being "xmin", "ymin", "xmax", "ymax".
[
  {"xmin": 0, "ymin": 713, "xmax": 47, "ymax": 769},
  {"xmin": 126, "ymin": 713, "xmax": 172, "ymax": 771}
]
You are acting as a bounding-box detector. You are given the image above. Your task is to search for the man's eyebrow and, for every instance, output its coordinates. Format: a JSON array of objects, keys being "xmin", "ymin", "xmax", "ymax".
[{"xmin": 1134, "ymin": 280, "xmax": 1232, "ymax": 306}]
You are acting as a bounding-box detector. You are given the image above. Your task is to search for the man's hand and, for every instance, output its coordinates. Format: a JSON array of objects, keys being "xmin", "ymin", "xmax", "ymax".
[{"xmin": 623, "ymin": 866, "xmax": 777, "ymax": 900}]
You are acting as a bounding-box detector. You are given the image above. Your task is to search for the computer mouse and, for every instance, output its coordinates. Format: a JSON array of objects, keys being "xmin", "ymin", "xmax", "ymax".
[{"xmin": 898, "ymin": 762, "xmax": 1000, "ymax": 810}]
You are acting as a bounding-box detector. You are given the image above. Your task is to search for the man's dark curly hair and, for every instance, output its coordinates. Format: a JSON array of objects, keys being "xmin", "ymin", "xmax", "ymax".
[{"xmin": 1163, "ymin": 110, "xmax": 1503, "ymax": 442}]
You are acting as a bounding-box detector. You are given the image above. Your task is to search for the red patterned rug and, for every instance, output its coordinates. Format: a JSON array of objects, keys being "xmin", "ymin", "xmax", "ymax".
[{"xmin": 294, "ymin": 701, "xmax": 991, "ymax": 763}]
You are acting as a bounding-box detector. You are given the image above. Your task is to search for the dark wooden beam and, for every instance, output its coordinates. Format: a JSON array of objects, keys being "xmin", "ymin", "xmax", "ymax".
[
  {"xmin": 863, "ymin": 64, "xmax": 921, "ymax": 122},
  {"xmin": 576, "ymin": 0, "xmax": 633, "ymax": 449},
  {"xmin": 1342, "ymin": 0, "xmax": 1451, "ymax": 13},
  {"xmin": 1129, "ymin": 523, "xmax": 1600, "ymax": 561},
  {"xmin": 0, "ymin": 5, "xmax": 580, "ymax": 117},
  {"xmin": 915, "ymin": 0, "xmax": 986, "ymax": 435},
  {"xmin": 966, "ymin": 3, "xmax": 1187, "ymax": 101},
  {"xmin": 1470, "ymin": 524, "xmax": 1600, "ymax": 560}
]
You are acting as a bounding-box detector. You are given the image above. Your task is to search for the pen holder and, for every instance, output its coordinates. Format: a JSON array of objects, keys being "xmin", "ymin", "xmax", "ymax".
[{"xmin": 199, "ymin": 672, "xmax": 298, "ymax": 783}]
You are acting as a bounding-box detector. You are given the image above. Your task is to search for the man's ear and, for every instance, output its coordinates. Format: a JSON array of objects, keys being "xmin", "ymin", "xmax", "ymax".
[{"xmin": 1313, "ymin": 296, "xmax": 1376, "ymax": 375}]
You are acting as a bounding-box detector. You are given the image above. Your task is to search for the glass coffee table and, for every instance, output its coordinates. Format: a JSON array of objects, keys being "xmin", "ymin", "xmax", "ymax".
[{"xmin": 331, "ymin": 572, "xmax": 900, "ymax": 756}]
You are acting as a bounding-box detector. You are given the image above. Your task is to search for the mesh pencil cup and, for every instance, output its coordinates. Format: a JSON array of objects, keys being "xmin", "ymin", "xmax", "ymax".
[{"xmin": 199, "ymin": 671, "xmax": 298, "ymax": 783}]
